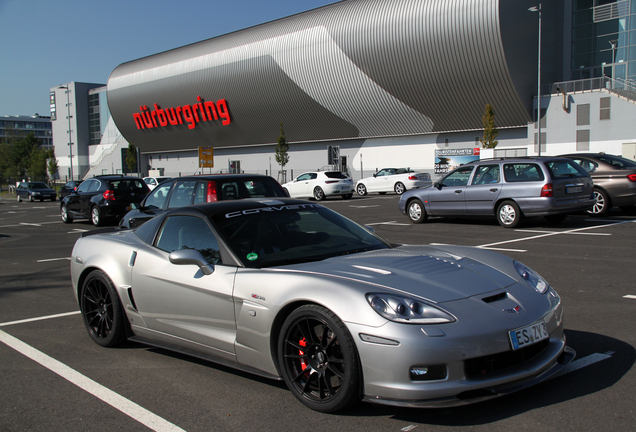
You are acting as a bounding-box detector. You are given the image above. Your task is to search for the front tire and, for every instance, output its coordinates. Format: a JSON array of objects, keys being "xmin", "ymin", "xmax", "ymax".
[
  {"xmin": 407, "ymin": 199, "xmax": 427, "ymax": 223},
  {"xmin": 313, "ymin": 187, "xmax": 325, "ymax": 201},
  {"xmin": 589, "ymin": 188, "xmax": 611, "ymax": 216},
  {"xmin": 28, "ymin": 194, "xmax": 34, "ymax": 202},
  {"xmin": 394, "ymin": 182, "xmax": 406, "ymax": 195},
  {"xmin": 61, "ymin": 204, "xmax": 73, "ymax": 223},
  {"xmin": 497, "ymin": 200, "xmax": 523, "ymax": 228},
  {"xmin": 356, "ymin": 184, "xmax": 367, "ymax": 196},
  {"xmin": 278, "ymin": 305, "xmax": 361, "ymax": 413},
  {"xmin": 91, "ymin": 206, "xmax": 104, "ymax": 226},
  {"xmin": 79, "ymin": 270, "xmax": 127, "ymax": 347}
]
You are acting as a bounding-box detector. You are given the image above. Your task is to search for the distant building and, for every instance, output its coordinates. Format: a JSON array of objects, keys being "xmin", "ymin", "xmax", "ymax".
[{"xmin": 0, "ymin": 114, "xmax": 53, "ymax": 148}]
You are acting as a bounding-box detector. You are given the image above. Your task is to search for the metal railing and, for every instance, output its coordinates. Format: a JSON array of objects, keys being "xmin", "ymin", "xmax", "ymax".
[{"xmin": 549, "ymin": 76, "xmax": 636, "ymax": 104}]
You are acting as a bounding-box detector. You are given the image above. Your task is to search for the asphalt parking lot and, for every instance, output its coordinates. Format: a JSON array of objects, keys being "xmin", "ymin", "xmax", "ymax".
[{"xmin": 1, "ymin": 194, "xmax": 634, "ymax": 432}]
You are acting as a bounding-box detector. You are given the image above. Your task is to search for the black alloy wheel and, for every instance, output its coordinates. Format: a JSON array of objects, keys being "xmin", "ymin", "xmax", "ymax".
[
  {"xmin": 278, "ymin": 305, "xmax": 360, "ymax": 412},
  {"xmin": 80, "ymin": 270, "xmax": 127, "ymax": 347}
]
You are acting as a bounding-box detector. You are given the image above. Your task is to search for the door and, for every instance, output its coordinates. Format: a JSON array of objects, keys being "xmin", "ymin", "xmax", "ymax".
[
  {"xmin": 427, "ymin": 166, "xmax": 473, "ymax": 215},
  {"xmin": 368, "ymin": 169, "xmax": 395, "ymax": 192},
  {"xmin": 131, "ymin": 214, "xmax": 237, "ymax": 356},
  {"xmin": 288, "ymin": 173, "xmax": 316, "ymax": 197},
  {"xmin": 465, "ymin": 164, "xmax": 502, "ymax": 215}
]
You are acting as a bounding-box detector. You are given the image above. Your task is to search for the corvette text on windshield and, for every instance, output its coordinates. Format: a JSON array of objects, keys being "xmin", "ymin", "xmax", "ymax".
[{"xmin": 225, "ymin": 204, "xmax": 320, "ymax": 218}]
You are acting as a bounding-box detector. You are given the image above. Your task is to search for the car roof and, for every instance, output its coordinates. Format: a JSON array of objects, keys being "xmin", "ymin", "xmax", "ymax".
[
  {"xmin": 466, "ymin": 156, "xmax": 572, "ymax": 164},
  {"xmin": 170, "ymin": 174, "xmax": 276, "ymax": 180}
]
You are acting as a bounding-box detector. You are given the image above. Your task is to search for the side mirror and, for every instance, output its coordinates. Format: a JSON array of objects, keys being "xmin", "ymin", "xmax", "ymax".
[
  {"xmin": 373, "ymin": 174, "xmax": 377, "ymax": 178},
  {"xmin": 169, "ymin": 249, "xmax": 215, "ymax": 275}
]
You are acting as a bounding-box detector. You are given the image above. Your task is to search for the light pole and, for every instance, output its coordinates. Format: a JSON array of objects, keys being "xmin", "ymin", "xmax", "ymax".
[
  {"xmin": 58, "ymin": 85, "xmax": 74, "ymax": 180},
  {"xmin": 529, "ymin": 3, "xmax": 542, "ymax": 156}
]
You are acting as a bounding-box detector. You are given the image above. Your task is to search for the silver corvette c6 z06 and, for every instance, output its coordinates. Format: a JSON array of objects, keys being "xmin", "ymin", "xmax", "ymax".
[{"xmin": 70, "ymin": 198, "xmax": 574, "ymax": 412}]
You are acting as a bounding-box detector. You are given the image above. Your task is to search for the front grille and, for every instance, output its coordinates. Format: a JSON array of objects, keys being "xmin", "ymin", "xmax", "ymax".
[{"xmin": 464, "ymin": 339, "xmax": 549, "ymax": 376}]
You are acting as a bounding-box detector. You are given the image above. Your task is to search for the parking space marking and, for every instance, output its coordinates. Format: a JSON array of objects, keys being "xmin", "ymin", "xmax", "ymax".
[
  {"xmin": 0, "ymin": 330, "xmax": 186, "ymax": 432},
  {"xmin": 0, "ymin": 221, "xmax": 62, "ymax": 228},
  {"xmin": 349, "ymin": 205, "xmax": 380, "ymax": 209},
  {"xmin": 553, "ymin": 351, "xmax": 614, "ymax": 378},
  {"xmin": 68, "ymin": 228, "xmax": 89, "ymax": 233},
  {"xmin": 36, "ymin": 257, "xmax": 71, "ymax": 263},
  {"xmin": 367, "ymin": 221, "xmax": 411, "ymax": 226},
  {"xmin": 624, "ymin": 295, "xmax": 636, "ymax": 300},
  {"xmin": 0, "ymin": 311, "xmax": 80, "ymax": 327},
  {"xmin": 515, "ymin": 229, "xmax": 611, "ymax": 236},
  {"xmin": 429, "ymin": 242, "xmax": 528, "ymax": 253},
  {"xmin": 479, "ymin": 220, "xmax": 634, "ymax": 249}
]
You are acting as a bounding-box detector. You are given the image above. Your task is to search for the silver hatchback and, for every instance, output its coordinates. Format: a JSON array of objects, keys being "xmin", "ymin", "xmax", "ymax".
[{"xmin": 398, "ymin": 157, "xmax": 595, "ymax": 228}]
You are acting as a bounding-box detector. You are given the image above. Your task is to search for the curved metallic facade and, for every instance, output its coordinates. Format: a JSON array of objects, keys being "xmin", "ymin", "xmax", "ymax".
[{"xmin": 107, "ymin": 0, "xmax": 545, "ymax": 152}]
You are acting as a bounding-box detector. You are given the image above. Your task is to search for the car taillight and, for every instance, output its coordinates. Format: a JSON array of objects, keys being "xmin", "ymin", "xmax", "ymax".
[
  {"xmin": 206, "ymin": 181, "xmax": 217, "ymax": 202},
  {"xmin": 103, "ymin": 190, "xmax": 115, "ymax": 201},
  {"xmin": 540, "ymin": 183, "xmax": 553, "ymax": 197},
  {"xmin": 325, "ymin": 180, "xmax": 339, "ymax": 184},
  {"xmin": 408, "ymin": 175, "xmax": 418, "ymax": 180},
  {"xmin": 627, "ymin": 174, "xmax": 636, "ymax": 182}
]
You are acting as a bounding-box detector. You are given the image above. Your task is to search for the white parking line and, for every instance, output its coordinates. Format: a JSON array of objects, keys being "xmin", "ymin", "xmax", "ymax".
[
  {"xmin": 515, "ymin": 229, "xmax": 611, "ymax": 236},
  {"xmin": 36, "ymin": 257, "xmax": 71, "ymax": 263},
  {"xmin": 0, "ymin": 311, "xmax": 80, "ymax": 327},
  {"xmin": 367, "ymin": 221, "xmax": 411, "ymax": 226},
  {"xmin": 624, "ymin": 295, "xmax": 636, "ymax": 300}
]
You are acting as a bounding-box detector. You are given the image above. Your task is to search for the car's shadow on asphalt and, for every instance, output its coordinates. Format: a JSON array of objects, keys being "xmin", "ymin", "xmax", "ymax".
[{"xmin": 343, "ymin": 329, "xmax": 634, "ymax": 423}]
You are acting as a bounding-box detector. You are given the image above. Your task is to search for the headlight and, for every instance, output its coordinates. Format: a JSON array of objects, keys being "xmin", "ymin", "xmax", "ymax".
[
  {"xmin": 366, "ymin": 293, "xmax": 456, "ymax": 324},
  {"xmin": 514, "ymin": 260, "xmax": 549, "ymax": 294}
]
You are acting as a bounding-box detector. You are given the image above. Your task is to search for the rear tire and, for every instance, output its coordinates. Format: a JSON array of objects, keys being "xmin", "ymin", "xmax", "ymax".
[
  {"xmin": 589, "ymin": 188, "xmax": 611, "ymax": 216},
  {"xmin": 356, "ymin": 184, "xmax": 367, "ymax": 196},
  {"xmin": 313, "ymin": 187, "xmax": 325, "ymax": 201},
  {"xmin": 497, "ymin": 200, "xmax": 523, "ymax": 228},
  {"xmin": 91, "ymin": 206, "xmax": 104, "ymax": 226},
  {"xmin": 407, "ymin": 199, "xmax": 427, "ymax": 223}
]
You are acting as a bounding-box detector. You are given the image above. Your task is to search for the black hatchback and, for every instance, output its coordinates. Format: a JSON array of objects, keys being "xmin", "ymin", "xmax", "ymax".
[
  {"xmin": 60, "ymin": 175, "xmax": 150, "ymax": 226},
  {"xmin": 119, "ymin": 174, "xmax": 287, "ymax": 228}
]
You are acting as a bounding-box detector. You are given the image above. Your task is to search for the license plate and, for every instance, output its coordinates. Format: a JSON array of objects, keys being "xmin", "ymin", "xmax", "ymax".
[
  {"xmin": 566, "ymin": 186, "xmax": 583, "ymax": 194},
  {"xmin": 509, "ymin": 321, "xmax": 548, "ymax": 350}
]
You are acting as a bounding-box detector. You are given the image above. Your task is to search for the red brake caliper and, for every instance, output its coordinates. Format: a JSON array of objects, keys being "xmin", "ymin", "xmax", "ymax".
[{"xmin": 299, "ymin": 337, "xmax": 308, "ymax": 371}]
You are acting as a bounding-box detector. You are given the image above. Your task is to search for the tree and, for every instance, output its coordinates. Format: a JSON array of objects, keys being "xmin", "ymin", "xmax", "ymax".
[
  {"xmin": 126, "ymin": 142, "xmax": 138, "ymax": 173},
  {"xmin": 275, "ymin": 122, "xmax": 289, "ymax": 170},
  {"xmin": 480, "ymin": 104, "xmax": 499, "ymax": 149},
  {"xmin": 47, "ymin": 148, "xmax": 59, "ymax": 180},
  {"xmin": 29, "ymin": 146, "xmax": 50, "ymax": 181}
]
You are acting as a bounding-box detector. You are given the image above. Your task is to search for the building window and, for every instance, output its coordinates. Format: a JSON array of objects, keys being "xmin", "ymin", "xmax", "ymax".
[
  {"xmin": 534, "ymin": 132, "xmax": 547, "ymax": 154},
  {"xmin": 577, "ymin": 129, "xmax": 590, "ymax": 151},
  {"xmin": 600, "ymin": 97, "xmax": 611, "ymax": 120},
  {"xmin": 444, "ymin": 138, "xmax": 449, "ymax": 147},
  {"xmin": 577, "ymin": 104, "xmax": 591, "ymax": 125},
  {"xmin": 158, "ymin": 155, "xmax": 162, "ymax": 161}
]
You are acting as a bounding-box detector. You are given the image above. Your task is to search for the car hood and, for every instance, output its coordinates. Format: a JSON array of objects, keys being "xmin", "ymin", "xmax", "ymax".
[{"xmin": 277, "ymin": 245, "xmax": 517, "ymax": 303}]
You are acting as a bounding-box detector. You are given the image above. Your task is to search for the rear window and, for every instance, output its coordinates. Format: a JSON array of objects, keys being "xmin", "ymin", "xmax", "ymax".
[
  {"xmin": 503, "ymin": 164, "xmax": 545, "ymax": 182},
  {"xmin": 109, "ymin": 179, "xmax": 148, "ymax": 191},
  {"xmin": 324, "ymin": 172, "xmax": 349, "ymax": 179},
  {"xmin": 545, "ymin": 160, "xmax": 589, "ymax": 179}
]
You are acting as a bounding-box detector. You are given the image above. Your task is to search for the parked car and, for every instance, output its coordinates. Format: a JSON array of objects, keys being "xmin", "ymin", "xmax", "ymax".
[
  {"xmin": 119, "ymin": 174, "xmax": 287, "ymax": 228},
  {"xmin": 16, "ymin": 181, "xmax": 56, "ymax": 202},
  {"xmin": 58, "ymin": 180, "xmax": 83, "ymax": 198},
  {"xmin": 60, "ymin": 175, "xmax": 150, "ymax": 226},
  {"xmin": 356, "ymin": 168, "xmax": 432, "ymax": 195},
  {"xmin": 143, "ymin": 176, "xmax": 172, "ymax": 191},
  {"xmin": 399, "ymin": 157, "xmax": 595, "ymax": 228},
  {"xmin": 558, "ymin": 153, "xmax": 636, "ymax": 215},
  {"xmin": 71, "ymin": 198, "xmax": 573, "ymax": 412},
  {"xmin": 282, "ymin": 171, "xmax": 353, "ymax": 200}
]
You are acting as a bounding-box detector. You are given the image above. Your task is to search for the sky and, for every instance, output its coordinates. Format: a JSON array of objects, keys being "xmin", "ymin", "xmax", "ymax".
[{"xmin": 0, "ymin": 0, "xmax": 341, "ymax": 117}]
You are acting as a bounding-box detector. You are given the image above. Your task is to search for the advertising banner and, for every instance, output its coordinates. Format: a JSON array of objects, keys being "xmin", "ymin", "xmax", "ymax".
[
  {"xmin": 435, "ymin": 148, "xmax": 480, "ymax": 175},
  {"xmin": 199, "ymin": 146, "xmax": 214, "ymax": 168}
]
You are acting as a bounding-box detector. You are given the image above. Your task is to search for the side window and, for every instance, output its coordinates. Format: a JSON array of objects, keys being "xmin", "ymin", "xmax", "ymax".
[
  {"xmin": 503, "ymin": 164, "xmax": 545, "ymax": 182},
  {"xmin": 472, "ymin": 165, "xmax": 500, "ymax": 185},
  {"xmin": 167, "ymin": 181, "xmax": 197, "ymax": 209},
  {"xmin": 297, "ymin": 173, "xmax": 311, "ymax": 181},
  {"xmin": 155, "ymin": 215, "xmax": 221, "ymax": 265},
  {"xmin": 440, "ymin": 166, "xmax": 474, "ymax": 187},
  {"xmin": 573, "ymin": 159, "xmax": 597, "ymax": 173},
  {"xmin": 77, "ymin": 180, "xmax": 93, "ymax": 192},
  {"xmin": 193, "ymin": 181, "xmax": 208, "ymax": 204},
  {"xmin": 88, "ymin": 180, "xmax": 102, "ymax": 192},
  {"xmin": 144, "ymin": 183, "xmax": 173, "ymax": 210},
  {"xmin": 309, "ymin": 173, "xmax": 318, "ymax": 180}
]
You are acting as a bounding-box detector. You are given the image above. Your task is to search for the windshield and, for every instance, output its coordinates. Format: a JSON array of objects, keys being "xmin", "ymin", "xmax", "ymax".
[
  {"xmin": 28, "ymin": 182, "xmax": 49, "ymax": 189},
  {"xmin": 211, "ymin": 203, "xmax": 390, "ymax": 268}
]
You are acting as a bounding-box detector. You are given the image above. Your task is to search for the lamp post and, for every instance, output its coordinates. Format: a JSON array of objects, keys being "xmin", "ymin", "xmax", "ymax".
[
  {"xmin": 529, "ymin": 3, "xmax": 542, "ymax": 156},
  {"xmin": 58, "ymin": 85, "xmax": 73, "ymax": 180}
]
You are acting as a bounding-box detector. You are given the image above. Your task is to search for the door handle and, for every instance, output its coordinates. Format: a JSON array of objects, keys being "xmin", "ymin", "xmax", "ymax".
[
  {"xmin": 489, "ymin": 188, "xmax": 498, "ymax": 192},
  {"xmin": 454, "ymin": 190, "xmax": 462, "ymax": 194}
]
